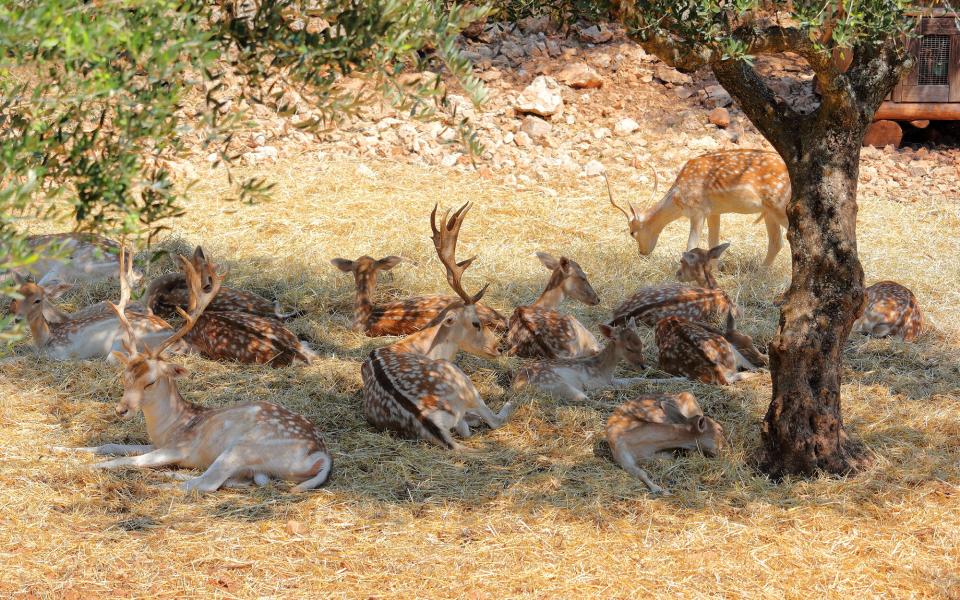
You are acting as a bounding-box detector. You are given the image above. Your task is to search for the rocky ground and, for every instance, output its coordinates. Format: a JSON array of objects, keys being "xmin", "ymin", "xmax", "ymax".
[{"xmin": 169, "ymin": 19, "xmax": 960, "ymax": 203}]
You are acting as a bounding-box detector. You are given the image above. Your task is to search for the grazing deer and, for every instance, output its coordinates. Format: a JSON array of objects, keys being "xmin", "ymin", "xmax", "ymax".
[
  {"xmin": 360, "ymin": 204, "xmax": 514, "ymax": 451},
  {"xmin": 159, "ymin": 247, "xmax": 314, "ymax": 367},
  {"xmin": 676, "ymin": 243, "xmax": 730, "ymax": 289},
  {"xmin": 65, "ymin": 256, "xmax": 331, "ymax": 493},
  {"xmin": 853, "ymin": 281, "xmax": 923, "ymax": 341},
  {"xmin": 606, "ymin": 392, "xmax": 724, "ymax": 494},
  {"xmin": 655, "ymin": 312, "xmax": 765, "ymax": 385},
  {"xmin": 609, "ymin": 150, "xmax": 789, "ymax": 266},
  {"xmin": 506, "ymin": 252, "xmax": 600, "ymax": 359},
  {"xmin": 331, "ymin": 254, "xmax": 507, "ymax": 336},
  {"xmin": 9, "ymin": 247, "xmax": 175, "ymax": 360},
  {"xmin": 609, "ymin": 283, "xmax": 736, "ymax": 328},
  {"xmin": 21, "ymin": 233, "xmax": 142, "ymax": 287},
  {"xmin": 513, "ymin": 318, "xmax": 677, "ymax": 402}
]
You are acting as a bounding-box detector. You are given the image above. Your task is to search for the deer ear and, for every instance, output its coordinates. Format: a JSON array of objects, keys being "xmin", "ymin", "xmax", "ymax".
[
  {"xmin": 376, "ymin": 256, "xmax": 402, "ymax": 270},
  {"xmin": 692, "ymin": 415, "xmax": 708, "ymax": 433},
  {"xmin": 599, "ymin": 323, "xmax": 614, "ymax": 339},
  {"xmin": 536, "ymin": 252, "xmax": 560, "ymax": 271},
  {"xmin": 166, "ymin": 363, "xmax": 189, "ymax": 378},
  {"xmin": 709, "ymin": 242, "xmax": 730, "ymax": 260},
  {"xmin": 44, "ymin": 282, "xmax": 74, "ymax": 300},
  {"xmin": 725, "ymin": 310, "xmax": 736, "ymax": 333},
  {"xmin": 627, "ymin": 317, "xmax": 638, "ymax": 330},
  {"xmin": 330, "ymin": 258, "xmax": 354, "ymax": 272}
]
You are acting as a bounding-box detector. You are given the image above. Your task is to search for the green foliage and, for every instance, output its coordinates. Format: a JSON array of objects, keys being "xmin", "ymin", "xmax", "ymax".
[{"xmin": 482, "ymin": 0, "xmax": 612, "ymax": 26}]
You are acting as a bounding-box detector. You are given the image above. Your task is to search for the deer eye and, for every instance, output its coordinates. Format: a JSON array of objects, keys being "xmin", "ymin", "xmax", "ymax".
[{"xmin": 33, "ymin": 298, "xmax": 42, "ymax": 304}]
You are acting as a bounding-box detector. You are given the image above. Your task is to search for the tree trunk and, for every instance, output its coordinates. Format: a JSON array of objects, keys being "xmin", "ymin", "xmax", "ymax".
[{"xmin": 761, "ymin": 123, "xmax": 869, "ymax": 477}]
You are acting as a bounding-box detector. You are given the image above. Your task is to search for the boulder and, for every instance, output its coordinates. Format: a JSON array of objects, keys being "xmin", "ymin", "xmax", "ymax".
[
  {"xmin": 655, "ymin": 65, "xmax": 692, "ymax": 85},
  {"xmin": 520, "ymin": 116, "xmax": 552, "ymax": 141},
  {"xmin": 578, "ymin": 24, "xmax": 613, "ymax": 44},
  {"xmin": 556, "ymin": 63, "xmax": 603, "ymax": 89},
  {"xmin": 708, "ymin": 107, "xmax": 730, "ymax": 129},
  {"xmin": 614, "ymin": 118, "xmax": 640, "ymax": 136},
  {"xmin": 515, "ymin": 76, "xmax": 564, "ymax": 117}
]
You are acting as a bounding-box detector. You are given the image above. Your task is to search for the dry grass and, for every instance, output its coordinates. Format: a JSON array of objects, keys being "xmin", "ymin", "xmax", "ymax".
[{"xmin": 2, "ymin": 153, "xmax": 960, "ymax": 598}]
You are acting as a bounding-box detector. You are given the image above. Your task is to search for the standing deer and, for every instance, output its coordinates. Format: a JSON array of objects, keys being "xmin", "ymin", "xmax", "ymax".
[
  {"xmin": 331, "ymin": 254, "xmax": 507, "ymax": 336},
  {"xmin": 506, "ymin": 252, "xmax": 600, "ymax": 359},
  {"xmin": 18, "ymin": 233, "xmax": 142, "ymax": 287},
  {"xmin": 512, "ymin": 318, "xmax": 677, "ymax": 402},
  {"xmin": 655, "ymin": 312, "xmax": 765, "ymax": 385},
  {"xmin": 64, "ymin": 253, "xmax": 332, "ymax": 493},
  {"xmin": 605, "ymin": 392, "xmax": 724, "ymax": 494},
  {"xmin": 360, "ymin": 203, "xmax": 515, "ymax": 451},
  {"xmin": 853, "ymin": 281, "xmax": 923, "ymax": 341},
  {"xmin": 9, "ymin": 247, "xmax": 175, "ymax": 360},
  {"xmin": 609, "ymin": 150, "xmax": 789, "ymax": 266}
]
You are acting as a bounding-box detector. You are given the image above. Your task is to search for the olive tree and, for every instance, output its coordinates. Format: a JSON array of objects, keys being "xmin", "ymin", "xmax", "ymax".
[{"xmin": 614, "ymin": 0, "xmax": 914, "ymax": 476}]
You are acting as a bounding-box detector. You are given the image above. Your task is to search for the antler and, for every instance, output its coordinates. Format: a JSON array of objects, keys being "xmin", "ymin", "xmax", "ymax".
[
  {"xmin": 109, "ymin": 241, "xmax": 139, "ymax": 356},
  {"xmin": 604, "ymin": 173, "xmax": 637, "ymax": 222},
  {"xmin": 430, "ymin": 202, "xmax": 488, "ymax": 305},
  {"xmin": 148, "ymin": 251, "xmax": 222, "ymax": 357}
]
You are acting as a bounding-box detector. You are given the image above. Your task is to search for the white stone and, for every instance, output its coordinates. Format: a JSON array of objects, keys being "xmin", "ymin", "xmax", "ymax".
[
  {"xmin": 583, "ymin": 160, "xmax": 605, "ymax": 177},
  {"xmin": 520, "ymin": 116, "xmax": 552, "ymax": 141},
  {"xmin": 515, "ymin": 76, "xmax": 564, "ymax": 117},
  {"xmin": 614, "ymin": 118, "xmax": 640, "ymax": 136},
  {"xmin": 357, "ymin": 163, "xmax": 377, "ymax": 178}
]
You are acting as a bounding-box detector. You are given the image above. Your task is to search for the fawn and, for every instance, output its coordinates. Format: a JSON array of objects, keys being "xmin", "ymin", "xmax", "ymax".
[
  {"xmin": 655, "ymin": 312, "xmax": 765, "ymax": 385},
  {"xmin": 853, "ymin": 281, "xmax": 923, "ymax": 341}
]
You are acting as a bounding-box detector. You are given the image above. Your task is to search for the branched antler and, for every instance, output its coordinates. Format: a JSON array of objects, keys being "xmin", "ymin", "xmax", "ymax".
[
  {"xmin": 149, "ymin": 250, "xmax": 222, "ymax": 357},
  {"xmin": 109, "ymin": 242, "xmax": 139, "ymax": 356},
  {"xmin": 430, "ymin": 202, "xmax": 488, "ymax": 305}
]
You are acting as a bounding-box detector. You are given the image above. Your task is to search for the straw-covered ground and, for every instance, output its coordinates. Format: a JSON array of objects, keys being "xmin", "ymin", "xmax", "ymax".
[{"xmin": 2, "ymin": 154, "xmax": 960, "ymax": 598}]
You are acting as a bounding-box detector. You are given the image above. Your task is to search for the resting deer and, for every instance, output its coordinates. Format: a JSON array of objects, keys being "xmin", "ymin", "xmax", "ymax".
[
  {"xmin": 360, "ymin": 203, "xmax": 515, "ymax": 451},
  {"xmin": 63, "ymin": 254, "xmax": 332, "ymax": 493},
  {"xmin": 609, "ymin": 283, "xmax": 736, "ymax": 328},
  {"xmin": 506, "ymin": 252, "xmax": 600, "ymax": 359},
  {"xmin": 609, "ymin": 150, "xmax": 789, "ymax": 266},
  {"xmin": 853, "ymin": 281, "xmax": 923, "ymax": 341},
  {"xmin": 513, "ymin": 318, "xmax": 677, "ymax": 402},
  {"xmin": 9, "ymin": 247, "xmax": 175, "ymax": 360},
  {"xmin": 19, "ymin": 233, "xmax": 143, "ymax": 287},
  {"xmin": 606, "ymin": 392, "xmax": 724, "ymax": 494},
  {"xmin": 331, "ymin": 255, "xmax": 507, "ymax": 336},
  {"xmin": 676, "ymin": 243, "xmax": 730, "ymax": 289},
  {"xmin": 655, "ymin": 312, "xmax": 765, "ymax": 385}
]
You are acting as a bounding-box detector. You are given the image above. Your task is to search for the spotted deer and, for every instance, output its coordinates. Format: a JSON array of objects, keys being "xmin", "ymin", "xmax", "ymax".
[
  {"xmin": 609, "ymin": 283, "xmax": 736, "ymax": 328},
  {"xmin": 655, "ymin": 312, "xmax": 765, "ymax": 385},
  {"xmin": 60, "ymin": 255, "xmax": 331, "ymax": 493},
  {"xmin": 606, "ymin": 392, "xmax": 724, "ymax": 494},
  {"xmin": 512, "ymin": 318, "xmax": 678, "ymax": 402},
  {"xmin": 160, "ymin": 247, "xmax": 314, "ymax": 367},
  {"xmin": 609, "ymin": 150, "xmax": 789, "ymax": 266},
  {"xmin": 19, "ymin": 233, "xmax": 142, "ymax": 287},
  {"xmin": 853, "ymin": 281, "xmax": 923, "ymax": 341},
  {"xmin": 331, "ymin": 254, "xmax": 507, "ymax": 336},
  {"xmin": 676, "ymin": 243, "xmax": 730, "ymax": 289},
  {"xmin": 360, "ymin": 203, "xmax": 515, "ymax": 450},
  {"xmin": 9, "ymin": 246, "xmax": 175, "ymax": 360},
  {"xmin": 506, "ymin": 252, "xmax": 600, "ymax": 359}
]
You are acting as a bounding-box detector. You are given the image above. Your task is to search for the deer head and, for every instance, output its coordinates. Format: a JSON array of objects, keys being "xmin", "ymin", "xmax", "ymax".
[
  {"xmin": 605, "ymin": 171, "xmax": 661, "ymax": 255},
  {"xmin": 677, "ymin": 243, "xmax": 729, "ymax": 289},
  {"xmin": 598, "ymin": 317, "xmax": 645, "ymax": 368},
  {"xmin": 535, "ymin": 252, "xmax": 600, "ymax": 306},
  {"xmin": 331, "ymin": 255, "xmax": 402, "ymax": 292},
  {"xmin": 429, "ymin": 203, "xmax": 499, "ymax": 358}
]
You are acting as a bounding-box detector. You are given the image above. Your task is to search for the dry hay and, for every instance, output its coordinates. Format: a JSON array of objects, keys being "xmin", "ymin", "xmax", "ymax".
[{"xmin": 1, "ymin": 154, "xmax": 959, "ymax": 598}]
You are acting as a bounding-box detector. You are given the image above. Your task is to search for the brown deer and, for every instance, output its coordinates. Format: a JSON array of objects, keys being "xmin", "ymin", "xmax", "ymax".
[
  {"xmin": 331, "ymin": 254, "xmax": 507, "ymax": 337},
  {"xmin": 605, "ymin": 392, "xmax": 724, "ymax": 494},
  {"xmin": 159, "ymin": 247, "xmax": 314, "ymax": 367},
  {"xmin": 9, "ymin": 247, "xmax": 175, "ymax": 361},
  {"xmin": 18, "ymin": 233, "xmax": 142, "ymax": 287},
  {"xmin": 61, "ymin": 255, "xmax": 332, "ymax": 493},
  {"xmin": 360, "ymin": 203, "xmax": 515, "ymax": 451},
  {"xmin": 512, "ymin": 318, "xmax": 678, "ymax": 402},
  {"xmin": 609, "ymin": 150, "xmax": 789, "ymax": 266},
  {"xmin": 609, "ymin": 284, "xmax": 736, "ymax": 328},
  {"xmin": 853, "ymin": 281, "xmax": 924, "ymax": 341},
  {"xmin": 655, "ymin": 312, "xmax": 765, "ymax": 385},
  {"xmin": 506, "ymin": 252, "xmax": 601, "ymax": 359},
  {"xmin": 676, "ymin": 243, "xmax": 731, "ymax": 289}
]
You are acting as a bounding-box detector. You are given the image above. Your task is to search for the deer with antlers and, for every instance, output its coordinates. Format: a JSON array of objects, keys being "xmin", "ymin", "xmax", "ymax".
[
  {"xmin": 12, "ymin": 232, "xmax": 143, "ymax": 287},
  {"xmin": 64, "ymin": 254, "xmax": 332, "ymax": 493},
  {"xmin": 655, "ymin": 312, "xmax": 766, "ymax": 385},
  {"xmin": 331, "ymin": 255, "xmax": 507, "ymax": 337},
  {"xmin": 605, "ymin": 392, "xmax": 724, "ymax": 494},
  {"xmin": 9, "ymin": 246, "xmax": 176, "ymax": 360},
  {"xmin": 360, "ymin": 203, "xmax": 515, "ymax": 450},
  {"xmin": 506, "ymin": 252, "xmax": 600, "ymax": 359},
  {"xmin": 853, "ymin": 281, "xmax": 924, "ymax": 341},
  {"xmin": 608, "ymin": 150, "xmax": 789, "ymax": 266}
]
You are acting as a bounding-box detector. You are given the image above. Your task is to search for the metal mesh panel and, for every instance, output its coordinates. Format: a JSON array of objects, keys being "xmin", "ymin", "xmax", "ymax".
[{"xmin": 918, "ymin": 35, "xmax": 950, "ymax": 86}]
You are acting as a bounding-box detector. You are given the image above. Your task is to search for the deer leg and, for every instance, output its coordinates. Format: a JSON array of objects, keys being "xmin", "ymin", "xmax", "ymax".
[
  {"xmin": 51, "ymin": 444, "xmax": 154, "ymax": 456},
  {"xmin": 687, "ymin": 214, "xmax": 705, "ymax": 251},
  {"xmin": 610, "ymin": 443, "xmax": 668, "ymax": 495},
  {"xmin": 762, "ymin": 214, "xmax": 783, "ymax": 267},
  {"xmin": 468, "ymin": 400, "xmax": 516, "ymax": 430},
  {"xmin": 94, "ymin": 447, "xmax": 187, "ymax": 470},
  {"xmin": 707, "ymin": 214, "xmax": 721, "ymax": 249},
  {"xmin": 455, "ymin": 418, "xmax": 473, "ymax": 438},
  {"xmin": 180, "ymin": 448, "xmax": 250, "ymax": 493}
]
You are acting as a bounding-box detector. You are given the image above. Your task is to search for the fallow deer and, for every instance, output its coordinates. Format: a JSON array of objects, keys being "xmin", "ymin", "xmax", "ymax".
[
  {"xmin": 331, "ymin": 254, "xmax": 507, "ymax": 336},
  {"xmin": 676, "ymin": 243, "xmax": 731, "ymax": 289},
  {"xmin": 606, "ymin": 392, "xmax": 724, "ymax": 494},
  {"xmin": 609, "ymin": 150, "xmax": 789, "ymax": 266},
  {"xmin": 506, "ymin": 252, "xmax": 600, "ymax": 359},
  {"xmin": 609, "ymin": 283, "xmax": 736, "ymax": 328},
  {"xmin": 360, "ymin": 203, "xmax": 515, "ymax": 451},
  {"xmin": 853, "ymin": 281, "xmax": 924, "ymax": 341},
  {"xmin": 512, "ymin": 318, "xmax": 677, "ymax": 402},
  {"xmin": 21, "ymin": 232, "xmax": 143, "ymax": 287},
  {"xmin": 655, "ymin": 312, "xmax": 765, "ymax": 385},
  {"xmin": 63, "ymin": 255, "xmax": 331, "ymax": 493},
  {"xmin": 9, "ymin": 247, "xmax": 175, "ymax": 360}
]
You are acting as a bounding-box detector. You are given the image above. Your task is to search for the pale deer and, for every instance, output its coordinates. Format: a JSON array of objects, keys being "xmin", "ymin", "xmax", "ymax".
[
  {"xmin": 512, "ymin": 318, "xmax": 678, "ymax": 402},
  {"xmin": 606, "ymin": 392, "xmax": 724, "ymax": 494},
  {"xmin": 853, "ymin": 281, "xmax": 923, "ymax": 341},
  {"xmin": 676, "ymin": 243, "xmax": 731, "ymax": 289},
  {"xmin": 63, "ymin": 256, "xmax": 331, "ymax": 493},
  {"xmin": 609, "ymin": 150, "xmax": 789, "ymax": 266},
  {"xmin": 21, "ymin": 232, "xmax": 143, "ymax": 287},
  {"xmin": 609, "ymin": 283, "xmax": 736, "ymax": 328},
  {"xmin": 360, "ymin": 203, "xmax": 515, "ymax": 451},
  {"xmin": 506, "ymin": 252, "xmax": 600, "ymax": 359},
  {"xmin": 655, "ymin": 312, "xmax": 765, "ymax": 385},
  {"xmin": 9, "ymin": 247, "xmax": 175, "ymax": 360},
  {"xmin": 331, "ymin": 254, "xmax": 507, "ymax": 336}
]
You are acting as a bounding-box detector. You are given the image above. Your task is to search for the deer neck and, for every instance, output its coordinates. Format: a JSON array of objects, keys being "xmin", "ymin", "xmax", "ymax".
[
  {"xmin": 140, "ymin": 377, "xmax": 199, "ymax": 446},
  {"xmin": 641, "ymin": 190, "xmax": 683, "ymax": 238},
  {"xmin": 26, "ymin": 310, "xmax": 52, "ymax": 348},
  {"xmin": 353, "ymin": 274, "xmax": 376, "ymax": 330},
  {"xmin": 388, "ymin": 322, "xmax": 460, "ymax": 361},
  {"xmin": 702, "ymin": 271, "xmax": 718, "ymax": 289},
  {"xmin": 581, "ymin": 340, "xmax": 621, "ymax": 379},
  {"xmin": 532, "ymin": 269, "xmax": 565, "ymax": 309}
]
